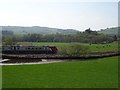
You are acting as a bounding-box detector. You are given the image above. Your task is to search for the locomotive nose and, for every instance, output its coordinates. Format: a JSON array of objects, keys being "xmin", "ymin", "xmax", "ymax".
[{"xmin": 49, "ymin": 46, "xmax": 58, "ymax": 54}]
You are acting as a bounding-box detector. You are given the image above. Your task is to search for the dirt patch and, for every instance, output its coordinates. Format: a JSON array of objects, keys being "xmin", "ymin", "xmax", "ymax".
[
  {"xmin": 2, "ymin": 59, "xmax": 42, "ymax": 63},
  {"xmin": 1, "ymin": 59, "xmax": 64, "ymax": 65}
]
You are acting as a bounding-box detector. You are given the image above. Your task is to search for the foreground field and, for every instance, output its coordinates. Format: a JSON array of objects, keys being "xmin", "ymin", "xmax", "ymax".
[{"xmin": 2, "ymin": 56, "xmax": 118, "ymax": 88}]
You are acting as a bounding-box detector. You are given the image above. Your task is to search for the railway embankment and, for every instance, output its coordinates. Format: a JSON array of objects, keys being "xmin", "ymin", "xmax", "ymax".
[{"xmin": 2, "ymin": 51, "xmax": 120, "ymax": 60}]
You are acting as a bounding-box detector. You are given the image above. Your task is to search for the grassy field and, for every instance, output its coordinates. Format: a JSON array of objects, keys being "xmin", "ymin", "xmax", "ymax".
[
  {"xmin": 33, "ymin": 41, "xmax": 118, "ymax": 54},
  {"xmin": 2, "ymin": 56, "xmax": 118, "ymax": 88}
]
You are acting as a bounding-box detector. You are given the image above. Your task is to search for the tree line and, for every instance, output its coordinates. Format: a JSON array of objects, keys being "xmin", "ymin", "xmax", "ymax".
[{"xmin": 2, "ymin": 28, "xmax": 118, "ymax": 45}]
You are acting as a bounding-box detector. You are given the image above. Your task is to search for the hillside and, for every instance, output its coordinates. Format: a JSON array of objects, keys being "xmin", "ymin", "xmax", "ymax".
[
  {"xmin": 98, "ymin": 27, "xmax": 119, "ymax": 35},
  {"xmin": 1, "ymin": 26, "xmax": 119, "ymax": 36},
  {"xmin": 0, "ymin": 26, "xmax": 79, "ymax": 35}
]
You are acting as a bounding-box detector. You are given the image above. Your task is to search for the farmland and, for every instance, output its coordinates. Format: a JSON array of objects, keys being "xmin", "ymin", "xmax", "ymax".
[
  {"xmin": 2, "ymin": 41, "xmax": 119, "ymax": 88},
  {"xmin": 2, "ymin": 56, "xmax": 118, "ymax": 88},
  {"xmin": 33, "ymin": 41, "xmax": 118, "ymax": 54}
]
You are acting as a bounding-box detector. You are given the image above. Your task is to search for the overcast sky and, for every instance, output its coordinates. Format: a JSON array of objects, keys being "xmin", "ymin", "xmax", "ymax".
[{"xmin": 0, "ymin": 0, "xmax": 119, "ymax": 31}]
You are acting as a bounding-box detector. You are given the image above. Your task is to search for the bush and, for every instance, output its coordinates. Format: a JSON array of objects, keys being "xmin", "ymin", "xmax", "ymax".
[{"xmin": 58, "ymin": 44, "xmax": 90, "ymax": 55}]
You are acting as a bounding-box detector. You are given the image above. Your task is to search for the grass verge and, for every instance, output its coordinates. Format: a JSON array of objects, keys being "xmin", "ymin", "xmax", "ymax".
[{"xmin": 2, "ymin": 56, "xmax": 118, "ymax": 88}]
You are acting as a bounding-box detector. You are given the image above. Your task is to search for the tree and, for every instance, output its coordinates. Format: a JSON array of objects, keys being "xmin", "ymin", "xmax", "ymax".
[
  {"xmin": 113, "ymin": 35, "xmax": 117, "ymax": 41},
  {"xmin": 3, "ymin": 36, "xmax": 17, "ymax": 45},
  {"xmin": 85, "ymin": 28, "xmax": 92, "ymax": 34}
]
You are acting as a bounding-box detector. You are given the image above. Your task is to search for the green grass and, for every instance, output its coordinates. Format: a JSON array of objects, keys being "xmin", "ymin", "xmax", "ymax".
[
  {"xmin": 2, "ymin": 56, "xmax": 118, "ymax": 88},
  {"xmin": 33, "ymin": 41, "xmax": 118, "ymax": 54},
  {"xmin": 84, "ymin": 41, "xmax": 118, "ymax": 52},
  {"xmin": 0, "ymin": 66, "xmax": 2, "ymax": 89}
]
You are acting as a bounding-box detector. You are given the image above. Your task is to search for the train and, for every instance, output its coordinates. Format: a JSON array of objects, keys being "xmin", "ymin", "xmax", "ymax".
[{"xmin": 1, "ymin": 45, "xmax": 58, "ymax": 54}]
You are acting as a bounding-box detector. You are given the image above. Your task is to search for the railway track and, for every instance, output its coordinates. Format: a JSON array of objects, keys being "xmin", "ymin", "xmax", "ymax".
[{"xmin": 2, "ymin": 51, "xmax": 120, "ymax": 59}]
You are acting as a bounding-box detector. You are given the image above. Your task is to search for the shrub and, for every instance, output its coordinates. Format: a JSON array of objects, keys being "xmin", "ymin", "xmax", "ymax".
[{"xmin": 58, "ymin": 44, "xmax": 90, "ymax": 55}]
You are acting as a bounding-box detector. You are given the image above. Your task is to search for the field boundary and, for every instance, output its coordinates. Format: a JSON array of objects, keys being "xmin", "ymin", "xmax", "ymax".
[{"xmin": 2, "ymin": 51, "xmax": 120, "ymax": 60}]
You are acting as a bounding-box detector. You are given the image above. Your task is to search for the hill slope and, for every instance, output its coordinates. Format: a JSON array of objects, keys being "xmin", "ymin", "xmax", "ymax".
[
  {"xmin": 98, "ymin": 27, "xmax": 119, "ymax": 35},
  {"xmin": 1, "ymin": 26, "xmax": 79, "ymax": 35}
]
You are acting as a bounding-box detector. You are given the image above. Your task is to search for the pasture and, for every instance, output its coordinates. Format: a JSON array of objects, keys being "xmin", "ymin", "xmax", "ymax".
[
  {"xmin": 2, "ymin": 56, "xmax": 118, "ymax": 88},
  {"xmin": 33, "ymin": 41, "xmax": 118, "ymax": 54}
]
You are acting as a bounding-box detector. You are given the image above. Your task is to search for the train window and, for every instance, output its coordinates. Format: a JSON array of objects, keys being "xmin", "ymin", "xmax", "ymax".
[{"xmin": 28, "ymin": 48, "xmax": 30, "ymax": 49}]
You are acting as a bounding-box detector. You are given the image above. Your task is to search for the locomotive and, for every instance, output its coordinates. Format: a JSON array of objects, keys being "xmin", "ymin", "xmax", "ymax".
[{"xmin": 1, "ymin": 45, "xmax": 58, "ymax": 54}]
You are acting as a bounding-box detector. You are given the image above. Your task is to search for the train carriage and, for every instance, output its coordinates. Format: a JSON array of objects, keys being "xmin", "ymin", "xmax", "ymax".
[{"xmin": 1, "ymin": 45, "xmax": 58, "ymax": 54}]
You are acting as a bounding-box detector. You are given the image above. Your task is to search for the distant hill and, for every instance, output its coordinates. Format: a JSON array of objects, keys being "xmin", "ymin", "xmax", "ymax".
[
  {"xmin": 1, "ymin": 26, "xmax": 118, "ymax": 36},
  {"xmin": 98, "ymin": 27, "xmax": 119, "ymax": 35},
  {"xmin": 0, "ymin": 26, "xmax": 79, "ymax": 35}
]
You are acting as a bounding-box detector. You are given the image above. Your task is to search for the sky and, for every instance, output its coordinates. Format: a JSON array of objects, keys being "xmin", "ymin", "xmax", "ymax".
[{"xmin": 0, "ymin": 0, "xmax": 119, "ymax": 31}]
